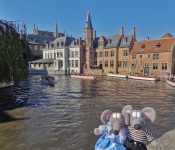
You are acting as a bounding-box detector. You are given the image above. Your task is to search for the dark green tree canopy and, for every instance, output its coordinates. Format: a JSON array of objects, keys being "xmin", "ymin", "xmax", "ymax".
[{"xmin": 0, "ymin": 20, "xmax": 30, "ymax": 83}]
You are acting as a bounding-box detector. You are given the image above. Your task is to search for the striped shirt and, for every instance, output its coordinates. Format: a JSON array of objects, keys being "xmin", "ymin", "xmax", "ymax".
[{"xmin": 126, "ymin": 126, "xmax": 154, "ymax": 143}]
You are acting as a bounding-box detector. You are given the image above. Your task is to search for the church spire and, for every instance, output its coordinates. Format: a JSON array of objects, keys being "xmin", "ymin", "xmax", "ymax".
[
  {"xmin": 54, "ymin": 21, "xmax": 58, "ymax": 37},
  {"xmin": 85, "ymin": 11, "xmax": 93, "ymax": 29},
  {"xmin": 120, "ymin": 26, "xmax": 124, "ymax": 36},
  {"xmin": 32, "ymin": 24, "xmax": 36, "ymax": 34}
]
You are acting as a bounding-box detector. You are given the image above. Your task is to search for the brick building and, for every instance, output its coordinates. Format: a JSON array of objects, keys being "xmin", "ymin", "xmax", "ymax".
[
  {"xmin": 28, "ymin": 22, "xmax": 64, "ymax": 59},
  {"xmin": 84, "ymin": 11, "xmax": 135, "ymax": 74},
  {"xmin": 129, "ymin": 33, "xmax": 175, "ymax": 78}
]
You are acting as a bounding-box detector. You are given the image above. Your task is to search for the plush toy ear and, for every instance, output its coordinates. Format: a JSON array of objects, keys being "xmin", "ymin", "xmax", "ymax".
[
  {"xmin": 122, "ymin": 105, "xmax": 133, "ymax": 115},
  {"xmin": 100, "ymin": 110, "xmax": 112, "ymax": 124},
  {"xmin": 122, "ymin": 105, "xmax": 132, "ymax": 125},
  {"xmin": 141, "ymin": 107, "xmax": 156, "ymax": 123}
]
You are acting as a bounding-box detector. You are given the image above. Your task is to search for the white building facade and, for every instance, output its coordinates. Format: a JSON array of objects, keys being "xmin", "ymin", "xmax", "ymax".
[{"xmin": 29, "ymin": 36, "xmax": 84, "ymax": 74}]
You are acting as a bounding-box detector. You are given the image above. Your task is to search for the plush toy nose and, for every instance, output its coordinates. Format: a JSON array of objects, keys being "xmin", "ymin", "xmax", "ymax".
[
  {"xmin": 113, "ymin": 130, "xmax": 119, "ymax": 135},
  {"xmin": 134, "ymin": 124, "xmax": 141, "ymax": 130}
]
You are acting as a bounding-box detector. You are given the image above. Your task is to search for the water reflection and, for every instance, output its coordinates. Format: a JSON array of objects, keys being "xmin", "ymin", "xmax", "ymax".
[{"xmin": 0, "ymin": 75, "xmax": 175, "ymax": 150}]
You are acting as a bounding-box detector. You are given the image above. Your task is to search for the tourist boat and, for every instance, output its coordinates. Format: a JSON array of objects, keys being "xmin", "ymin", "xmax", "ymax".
[
  {"xmin": 41, "ymin": 75, "xmax": 55, "ymax": 85},
  {"xmin": 166, "ymin": 78, "xmax": 175, "ymax": 87},
  {"xmin": 127, "ymin": 75, "xmax": 159, "ymax": 81},
  {"xmin": 107, "ymin": 73, "xmax": 127, "ymax": 78},
  {"xmin": 70, "ymin": 74, "xmax": 95, "ymax": 80}
]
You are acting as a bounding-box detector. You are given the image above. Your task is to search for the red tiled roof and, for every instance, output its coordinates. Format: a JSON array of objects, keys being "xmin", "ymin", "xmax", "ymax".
[
  {"xmin": 131, "ymin": 34, "xmax": 175, "ymax": 54},
  {"xmin": 161, "ymin": 33, "xmax": 173, "ymax": 39}
]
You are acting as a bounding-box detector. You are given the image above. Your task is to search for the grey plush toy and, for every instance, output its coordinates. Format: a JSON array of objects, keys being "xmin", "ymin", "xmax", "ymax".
[
  {"xmin": 94, "ymin": 110, "xmax": 128, "ymax": 150},
  {"xmin": 122, "ymin": 105, "xmax": 157, "ymax": 150}
]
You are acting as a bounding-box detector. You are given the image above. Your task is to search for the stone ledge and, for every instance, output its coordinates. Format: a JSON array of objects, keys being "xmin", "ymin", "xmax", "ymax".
[{"xmin": 147, "ymin": 128, "xmax": 175, "ymax": 150}]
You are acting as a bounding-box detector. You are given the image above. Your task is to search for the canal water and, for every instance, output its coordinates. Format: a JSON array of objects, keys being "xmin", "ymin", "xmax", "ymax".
[{"xmin": 0, "ymin": 75, "xmax": 175, "ymax": 150}]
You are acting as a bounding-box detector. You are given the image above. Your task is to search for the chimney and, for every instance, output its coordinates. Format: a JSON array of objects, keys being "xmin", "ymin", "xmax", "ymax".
[
  {"xmin": 131, "ymin": 27, "xmax": 136, "ymax": 41},
  {"xmin": 76, "ymin": 39, "xmax": 79, "ymax": 45},
  {"xmin": 77, "ymin": 37, "xmax": 82, "ymax": 46},
  {"xmin": 93, "ymin": 30, "xmax": 96, "ymax": 39}
]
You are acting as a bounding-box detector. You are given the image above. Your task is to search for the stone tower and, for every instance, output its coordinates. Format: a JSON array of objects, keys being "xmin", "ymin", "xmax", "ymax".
[{"xmin": 84, "ymin": 11, "xmax": 94, "ymax": 69}]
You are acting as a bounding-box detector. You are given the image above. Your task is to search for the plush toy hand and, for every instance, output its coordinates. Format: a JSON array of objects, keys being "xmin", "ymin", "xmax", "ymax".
[
  {"xmin": 94, "ymin": 128, "xmax": 101, "ymax": 135},
  {"xmin": 151, "ymin": 139, "xmax": 158, "ymax": 147}
]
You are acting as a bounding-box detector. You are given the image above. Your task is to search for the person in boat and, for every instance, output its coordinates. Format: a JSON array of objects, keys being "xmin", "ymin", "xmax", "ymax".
[{"xmin": 41, "ymin": 75, "xmax": 54, "ymax": 81}]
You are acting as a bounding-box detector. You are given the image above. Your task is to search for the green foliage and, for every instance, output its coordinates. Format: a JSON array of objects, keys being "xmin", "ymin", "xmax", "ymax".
[{"xmin": 0, "ymin": 21, "xmax": 29, "ymax": 83}]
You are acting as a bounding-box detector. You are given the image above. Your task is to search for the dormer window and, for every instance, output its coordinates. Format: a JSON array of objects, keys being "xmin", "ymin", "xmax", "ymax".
[
  {"xmin": 124, "ymin": 37, "xmax": 128, "ymax": 42},
  {"xmin": 61, "ymin": 42, "xmax": 64, "ymax": 46},
  {"xmin": 98, "ymin": 41, "xmax": 100, "ymax": 47},
  {"xmin": 57, "ymin": 42, "xmax": 59, "ymax": 47},
  {"xmin": 108, "ymin": 39, "xmax": 111, "ymax": 44},
  {"xmin": 140, "ymin": 44, "xmax": 145, "ymax": 52},
  {"xmin": 71, "ymin": 41, "xmax": 76, "ymax": 46},
  {"xmin": 51, "ymin": 43, "xmax": 54, "ymax": 48},
  {"xmin": 99, "ymin": 41, "xmax": 104, "ymax": 47},
  {"xmin": 156, "ymin": 43, "xmax": 161, "ymax": 50}
]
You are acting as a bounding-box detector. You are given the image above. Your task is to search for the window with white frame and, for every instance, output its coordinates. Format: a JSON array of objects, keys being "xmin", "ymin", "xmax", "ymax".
[
  {"xmin": 162, "ymin": 63, "xmax": 167, "ymax": 70},
  {"xmin": 124, "ymin": 50, "xmax": 128, "ymax": 56},
  {"xmin": 105, "ymin": 60, "xmax": 108, "ymax": 67},
  {"xmin": 153, "ymin": 63, "xmax": 158, "ymax": 70},
  {"xmin": 75, "ymin": 60, "xmax": 78, "ymax": 67},
  {"xmin": 153, "ymin": 53, "xmax": 159, "ymax": 60},
  {"xmin": 110, "ymin": 60, "xmax": 114, "ymax": 67},
  {"xmin": 123, "ymin": 61, "xmax": 127, "ymax": 67},
  {"xmin": 111, "ymin": 51, "xmax": 114, "ymax": 57},
  {"xmin": 105, "ymin": 51, "xmax": 108, "ymax": 57},
  {"xmin": 75, "ymin": 51, "xmax": 78, "ymax": 57}
]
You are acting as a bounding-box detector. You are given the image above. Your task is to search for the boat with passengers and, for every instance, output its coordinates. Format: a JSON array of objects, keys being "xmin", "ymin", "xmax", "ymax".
[{"xmin": 41, "ymin": 75, "xmax": 55, "ymax": 85}]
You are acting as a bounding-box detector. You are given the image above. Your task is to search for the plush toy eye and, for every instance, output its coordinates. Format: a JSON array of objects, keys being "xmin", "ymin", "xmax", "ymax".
[
  {"xmin": 137, "ymin": 112, "xmax": 141, "ymax": 117},
  {"xmin": 112, "ymin": 113, "xmax": 117, "ymax": 118},
  {"xmin": 116, "ymin": 113, "xmax": 121, "ymax": 118},
  {"xmin": 132, "ymin": 112, "xmax": 136, "ymax": 117},
  {"xmin": 112, "ymin": 113, "xmax": 121, "ymax": 118}
]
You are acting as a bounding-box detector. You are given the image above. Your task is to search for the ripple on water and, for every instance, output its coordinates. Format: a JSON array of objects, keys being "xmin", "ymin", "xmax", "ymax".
[{"xmin": 0, "ymin": 75, "xmax": 175, "ymax": 150}]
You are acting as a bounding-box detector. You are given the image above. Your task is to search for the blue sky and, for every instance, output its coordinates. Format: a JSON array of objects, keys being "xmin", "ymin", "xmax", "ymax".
[{"xmin": 0, "ymin": 0, "xmax": 175, "ymax": 40}]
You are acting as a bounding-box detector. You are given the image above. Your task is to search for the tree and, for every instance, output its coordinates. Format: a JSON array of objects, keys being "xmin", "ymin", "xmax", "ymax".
[{"xmin": 0, "ymin": 20, "xmax": 30, "ymax": 83}]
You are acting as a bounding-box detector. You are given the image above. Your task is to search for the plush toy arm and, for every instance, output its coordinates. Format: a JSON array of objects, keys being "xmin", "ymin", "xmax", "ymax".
[
  {"xmin": 119, "ymin": 128, "xmax": 128, "ymax": 144},
  {"xmin": 151, "ymin": 139, "xmax": 158, "ymax": 147},
  {"xmin": 143, "ymin": 128, "xmax": 157, "ymax": 145},
  {"xmin": 94, "ymin": 125, "xmax": 105, "ymax": 136}
]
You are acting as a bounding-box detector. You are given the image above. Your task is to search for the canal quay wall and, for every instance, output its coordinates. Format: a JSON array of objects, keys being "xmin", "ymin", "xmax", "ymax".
[{"xmin": 147, "ymin": 128, "xmax": 175, "ymax": 150}]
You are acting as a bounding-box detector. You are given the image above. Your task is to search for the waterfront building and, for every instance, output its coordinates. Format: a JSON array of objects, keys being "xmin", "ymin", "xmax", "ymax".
[
  {"xmin": 84, "ymin": 11, "xmax": 135, "ymax": 74},
  {"xmin": 29, "ymin": 35, "xmax": 84, "ymax": 74},
  {"xmin": 28, "ymin": 22, "xmax": 64, "ymax": 59},
  {"xmin": 117, "ymin": 27, "xmax": 136, "ymax": 75},
  {"xmin": 130, "ymin": 33, "xmax": 175, "ymax": 77}
]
